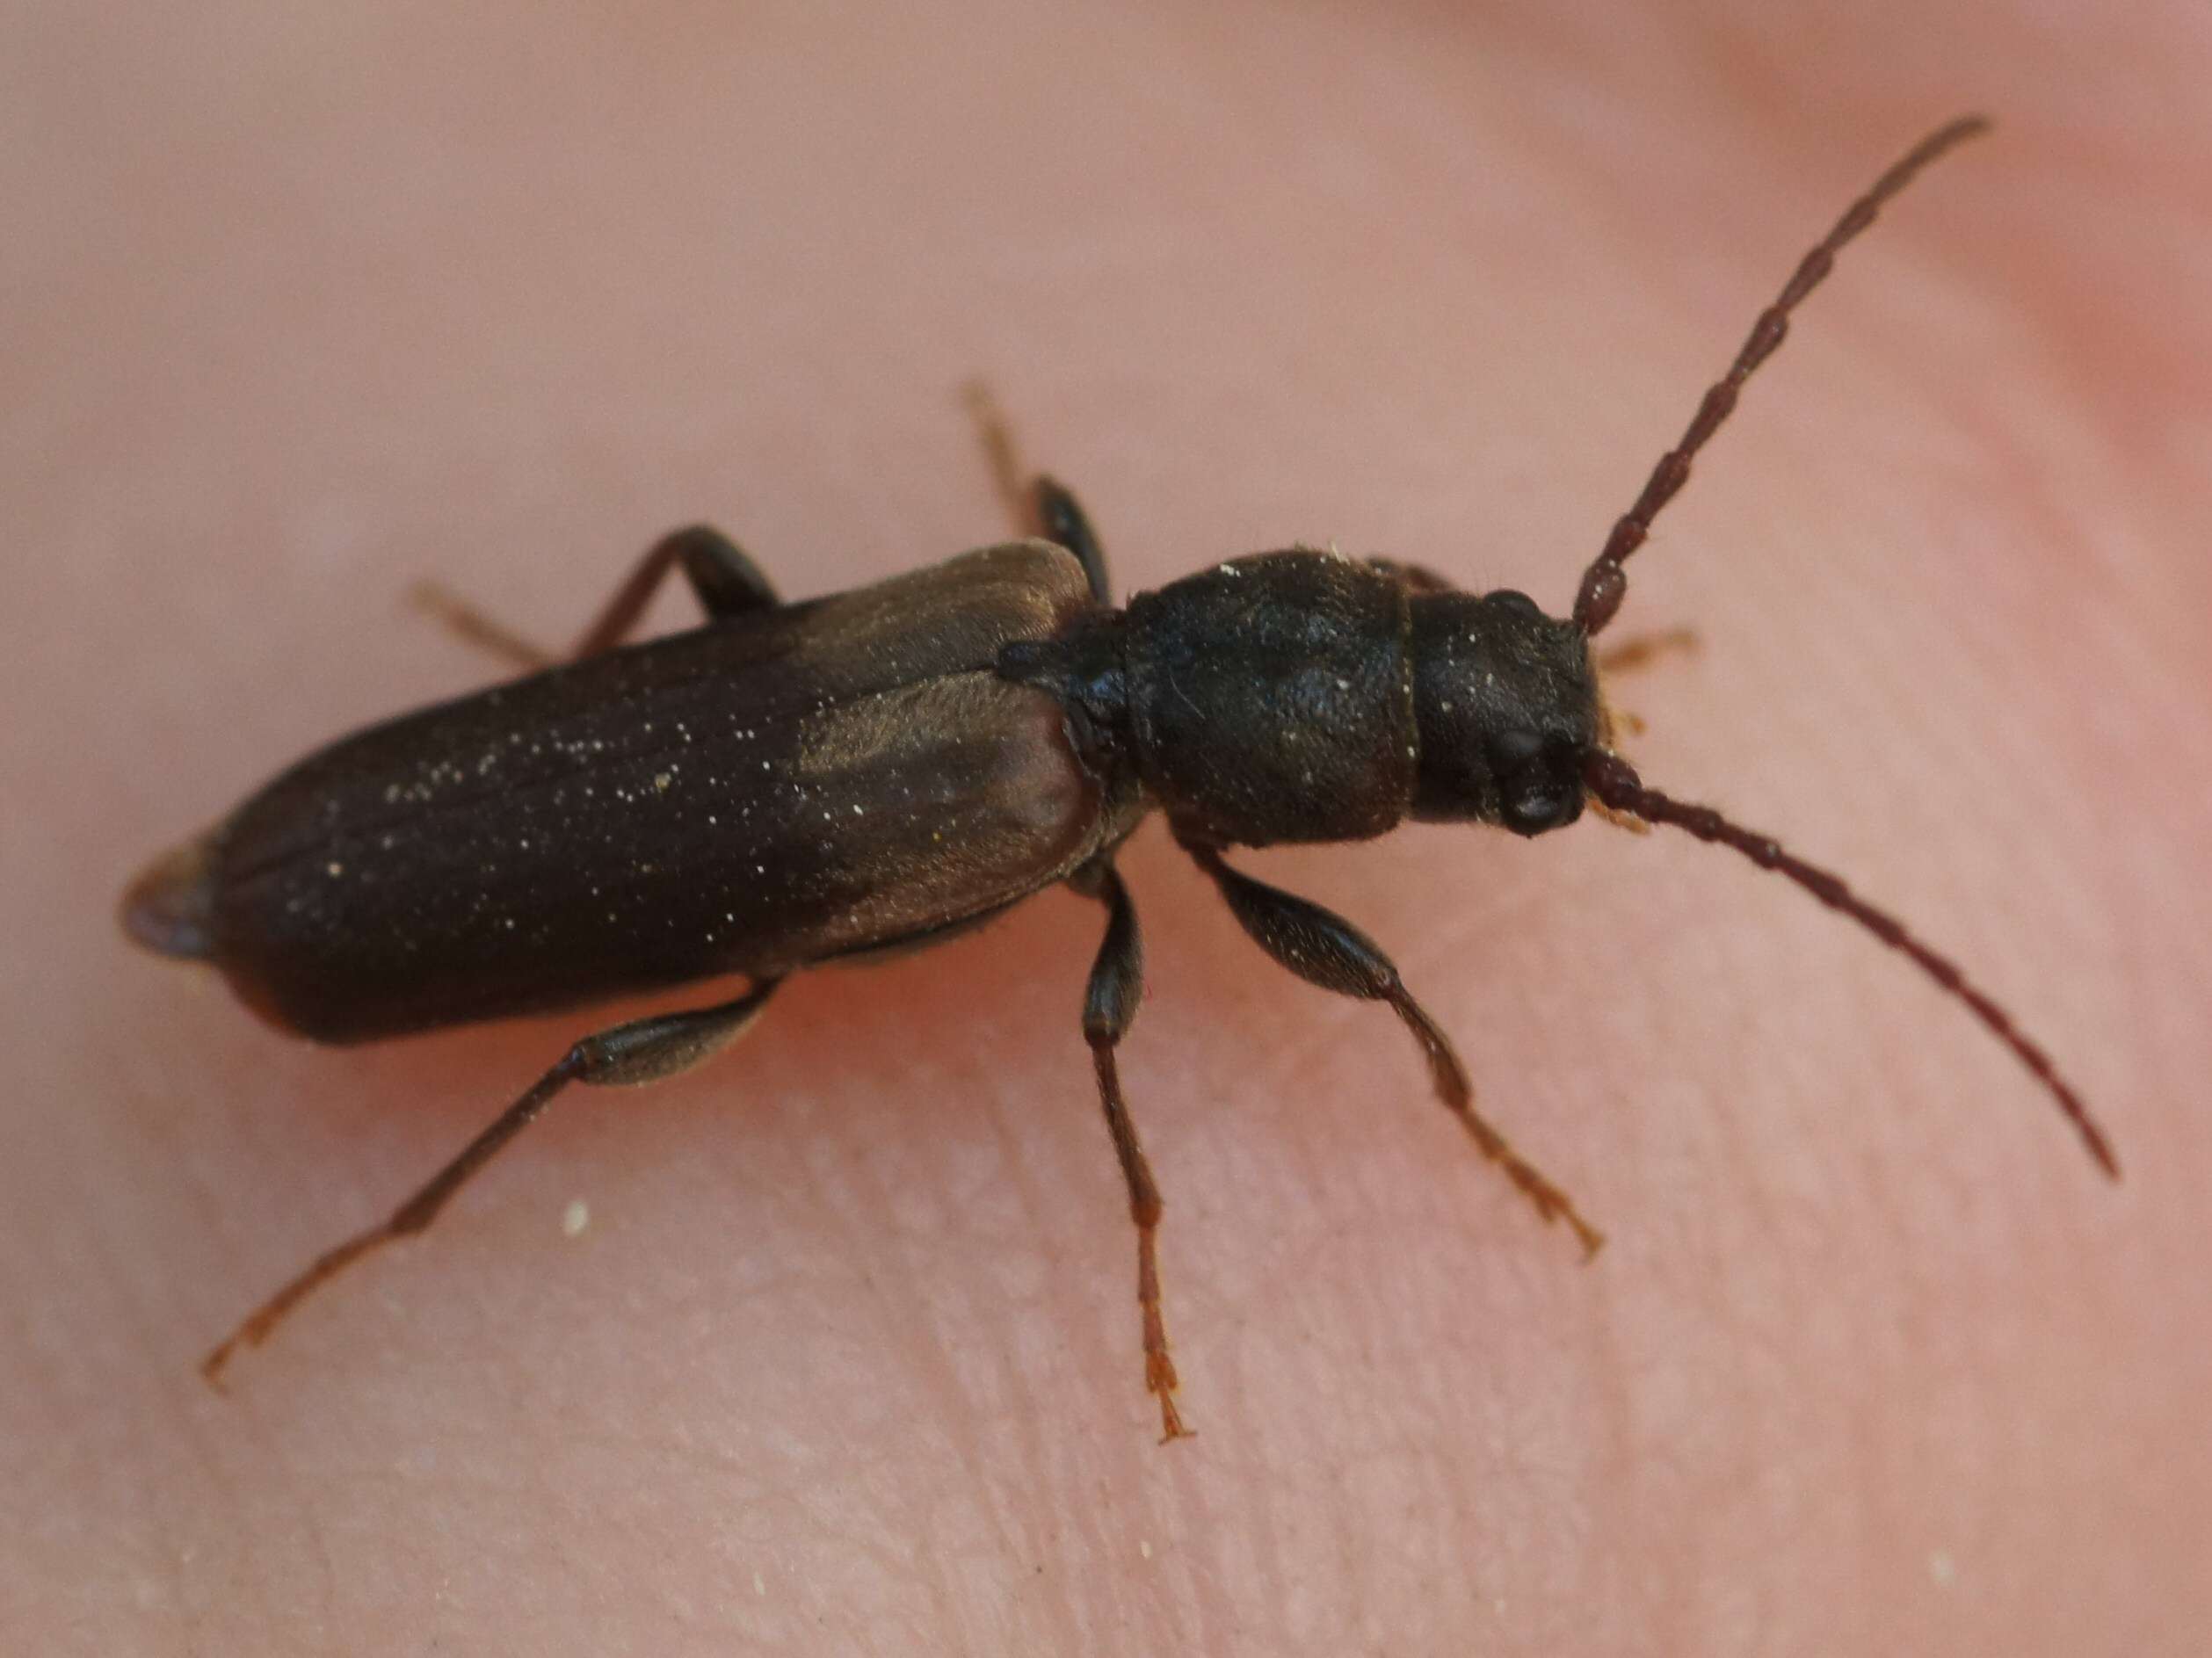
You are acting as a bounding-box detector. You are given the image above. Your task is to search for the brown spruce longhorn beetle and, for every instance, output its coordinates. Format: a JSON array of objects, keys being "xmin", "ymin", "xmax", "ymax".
[{"xmin": 125, "ymin": 116, "xmax": 2116, "ymax": 1441}]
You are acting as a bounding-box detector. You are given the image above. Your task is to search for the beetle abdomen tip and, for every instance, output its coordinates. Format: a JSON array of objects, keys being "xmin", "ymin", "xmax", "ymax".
[{"xmin": 121, "ymin": 830, "xmax": 221, "ymax": 959}]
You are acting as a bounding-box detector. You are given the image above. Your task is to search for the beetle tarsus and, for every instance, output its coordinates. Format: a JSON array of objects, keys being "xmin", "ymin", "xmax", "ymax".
[
  {"xmin": 1596, "ymin": 626, "xmax": 1701, "ymax": 677},
  {"xmin": 199, "ymin": 981, "xmax": 780, "ymax": 1386},
  {"xmin": 1096, "ymin": 1040, "xmax": 1189, "ymax": 1444},
  {"xmin": 410, "ymin": 521, "xmax": 780, "ymax": 673},
  {"xmin": 1188, "ymin": 842, "xmax": 1604, "ymax": 1258},
  {"xmin": 408, "ymin": 578, "xmax": 556, "ymax": 672},
  {"xmin": 1384, "ymin": 983, "xmax": 1607, "ymax": 1261},
  {"xmin": 1077, "ymin": 858, "xmax": 1191, "ymax": 1441}
]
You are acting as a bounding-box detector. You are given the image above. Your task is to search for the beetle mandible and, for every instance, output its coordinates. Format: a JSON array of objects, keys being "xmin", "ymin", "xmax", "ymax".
[{"xmin": 125, "ymin": 115, "xmax": 2116, "ymax": 1442}]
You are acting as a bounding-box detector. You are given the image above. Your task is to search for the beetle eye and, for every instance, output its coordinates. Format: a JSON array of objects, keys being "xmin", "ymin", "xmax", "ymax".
[
  {"xmin": 1488, "ymin": 589, "xmax": 1545, "ymax": 621},
  {"xmin": 1502, "ymin": 784, "xmax": 1567, "ymax": 836},
  {"xmin": 1494, "ymin": 734, "xmax": 1585, "ymax": 836}
]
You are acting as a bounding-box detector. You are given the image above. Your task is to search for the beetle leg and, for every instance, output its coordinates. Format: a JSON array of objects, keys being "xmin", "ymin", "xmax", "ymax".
[
  {"xmin": 410, "ymin": 524, "xmax": 782, "ymax": 670},
  {"xmin": 963, "ymin": 380, "xmax": 1113, "ymax": 604},
  {"xmin": 201, "ymin": 977, "xmax": 782, "ymax": 1386},
  {"xmin": 1183, "ymin": 842, "xmax": 1605, "ymax": 1259},
  {"xmin": 1039, "ymin": 481, "xmax": 1112, "ymax": 606},
  {"xmin": 569, "ymin": 524, "xmax": 780, "ymax": 657},
  {"xmin": 406, "ymin": 580, "xmax": 562, "ymax": 671},
  {"xmin": 1595, "ymin": 625, "xmax": 1701, "ymax": 677},
  {"xmin": 1069, "ymin": 858, "xmax": 1188, "ymax": 1442}
]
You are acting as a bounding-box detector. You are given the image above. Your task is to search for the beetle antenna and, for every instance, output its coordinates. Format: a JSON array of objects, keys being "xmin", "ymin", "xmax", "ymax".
[
  {"xmin": 1571, "ymin": 115, "xmax": 1991, "ymax": 636},
  {"xmin": 1582, "ymin": 750, "xmax": 2119, "ymax": 1178}
]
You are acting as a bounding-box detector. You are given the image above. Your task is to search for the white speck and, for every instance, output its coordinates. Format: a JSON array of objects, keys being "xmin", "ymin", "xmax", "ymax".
[
  {"xmin": 655, "ymin": 772, "xmax": 672, "ymax": 792},
  {"xmin": 562, "ymin": 1199, "xmax": 589, "ymax": 1237},
  {"xmin": 1138, "ymin": 1539, "xmax": 1152, "ymax": 1560},
  {"xmin": 752, "ymin": 1570, "xmax": 765, "ymax": 1596},
  {"xmin": 1216, "ymin": 562, "xmax": 1240, "ymax": 577},
  {"xmin": 1928, "ymin": 1551, "xmax": 1957, "ymax": 1588},
  {"xmin": 326, "ymin": 862, "xmax": 344, "ymax": 877},
  {"xmin": 852, "ymin": 804, "xmax": 864, "ymax": 816}
]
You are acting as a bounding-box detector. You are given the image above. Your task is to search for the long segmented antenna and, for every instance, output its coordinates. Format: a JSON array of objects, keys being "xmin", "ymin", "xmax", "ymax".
[
  {"xmin": 1572, "ymin": 115, "xmax": 1991, "ymax": 636},
  {"xmin": 1582, "ymin": 750, "xmax": 2119, "ymax": 1179}
]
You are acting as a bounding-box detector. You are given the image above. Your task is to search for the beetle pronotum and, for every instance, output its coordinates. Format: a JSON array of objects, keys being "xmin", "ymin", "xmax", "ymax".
[{"xmin": 125, "ymin": 116, "xmax": 2115, "ymax": 1441}]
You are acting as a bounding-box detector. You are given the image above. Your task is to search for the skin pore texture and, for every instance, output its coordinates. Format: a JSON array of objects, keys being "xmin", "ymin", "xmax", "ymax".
[{"xmin": 5, "ymin": 2, "xmax": 2208, "ymax": 1653}]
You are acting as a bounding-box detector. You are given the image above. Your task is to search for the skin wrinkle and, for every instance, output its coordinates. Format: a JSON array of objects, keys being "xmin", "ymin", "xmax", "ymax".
[
  {"xmin": 964, "ymin": 1091, "xmax": 1141, "ymax": 1635},
  {"xmin": 98, "ymin": 1166, "xmax": 349, "ymax": 1651},
  {"xmin": 33, "ymin": 1192, "xmax": 201, "ymax": 1643},
  {"xmin": 817, "ymin": 991, "xmax": 1091, "ymax": 1638},
  {"xmin": 800, "ymin": 1093, "xmax": 985, "ymax": 1499}
]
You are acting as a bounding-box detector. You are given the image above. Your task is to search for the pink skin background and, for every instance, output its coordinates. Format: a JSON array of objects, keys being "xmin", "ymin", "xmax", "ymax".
[{"xmin": 6, "ymin": 2, "xmax": 2208, "ymax": 1653}]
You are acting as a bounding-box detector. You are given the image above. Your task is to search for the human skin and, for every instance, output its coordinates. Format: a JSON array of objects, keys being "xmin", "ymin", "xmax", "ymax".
[{"xmin": 5, "ymin": 1, "xmax": 2208, "ymax": 1653}]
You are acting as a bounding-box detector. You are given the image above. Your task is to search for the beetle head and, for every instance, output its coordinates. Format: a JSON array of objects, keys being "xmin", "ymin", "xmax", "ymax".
[{"xmin": 1408, "ymin": 589, "xmax": 1598, "ymax": 836}]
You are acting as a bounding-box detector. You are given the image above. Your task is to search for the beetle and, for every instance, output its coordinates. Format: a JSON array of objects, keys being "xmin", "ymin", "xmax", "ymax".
[{"xmin": 125, "ymin": 115, "xmax": 2115, "ymax": 1441}]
